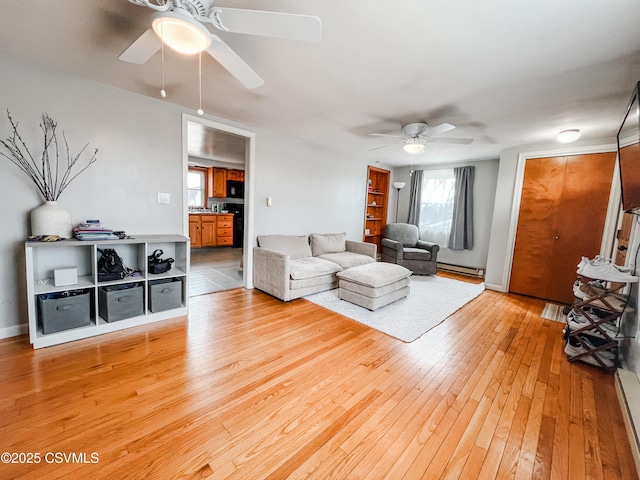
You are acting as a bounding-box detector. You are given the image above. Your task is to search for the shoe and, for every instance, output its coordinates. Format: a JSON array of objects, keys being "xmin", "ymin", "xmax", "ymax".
[
  {"xmin": 577, "ymin": 261, "xmax": 638, "ymax": 283},
  {"xmin": 564, "ymin": 337, "xmax": 616, "ymax": 368},
  {"xmin": 567, "ymin": 310, "xmax": 618, "ymax": 339},
  {"xmin": 577, "ymin": 256, "xmax": 631, "ymax": 273}
]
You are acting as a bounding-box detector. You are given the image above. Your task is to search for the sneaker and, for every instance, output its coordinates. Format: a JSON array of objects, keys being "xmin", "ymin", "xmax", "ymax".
[
  {"xmin": 564, "ymin": 337, "xmax": 616, "ymax": 368},
  {"xmin": 573, "ymin": 282, "xmax": 631, "ymax": 311},
  {"xmin": 577, "ymin": 256, "xmax": 631, "ymax": 273},
  {"xmin": 567, "ymin": 310, "xmax": 618, "ymax": 339},
  {"xmin": 577, "ymin": 261, "xmax": 638, "ymax": 283}
]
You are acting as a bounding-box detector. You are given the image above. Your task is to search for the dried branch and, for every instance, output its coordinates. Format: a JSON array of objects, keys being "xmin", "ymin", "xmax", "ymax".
[{"xmin": 0, "ymin": 111, "xmax": 98, "ymax": 201}]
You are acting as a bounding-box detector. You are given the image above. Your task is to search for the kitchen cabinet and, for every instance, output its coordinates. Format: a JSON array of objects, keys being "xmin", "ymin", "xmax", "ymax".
[
  {"xmin": 201, "ymin": 215, "xmax": 216, "ymax": 246},
  {"xmin": 189, "ymin": 214, "xmax": 234, "ymax": 248},
  {"xmin": 189, "ymin": 215, "xmax": 201, "ymax": 248},
  {"xmin": 209, "ymin": 167, "xmax": 227, "ymax": 198},
  {"xmin": 227, "ymin": 169, "xmax": 244, "ymax": 181}
]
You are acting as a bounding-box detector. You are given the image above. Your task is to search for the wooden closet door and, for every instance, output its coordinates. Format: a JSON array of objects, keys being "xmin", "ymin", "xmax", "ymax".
[{"xmin": 510, "ymin": 153, "xmax": 616, "ymax": 304}]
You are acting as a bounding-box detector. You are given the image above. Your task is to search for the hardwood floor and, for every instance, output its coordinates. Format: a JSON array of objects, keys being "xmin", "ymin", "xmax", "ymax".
[{"xmin": 0, "ymin": 277, "xmax": 637, "ymax": 479}]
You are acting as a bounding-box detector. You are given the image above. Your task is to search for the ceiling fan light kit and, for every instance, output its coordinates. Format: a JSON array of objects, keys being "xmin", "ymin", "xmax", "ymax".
[
  {"xmin": 403, "ymin": 139, "xmax": 425, "ymax": 154},
  {"xmin": 151, "ymin": 11, "xmax": 212, "ymax": 54}
]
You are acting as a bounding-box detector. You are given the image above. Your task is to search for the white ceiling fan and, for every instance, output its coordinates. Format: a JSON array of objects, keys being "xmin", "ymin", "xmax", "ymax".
[
  {"xmin": 369, "ymin": 122, "xmax": 474, "ymax": 154},
  {"xmin": 119, "ymin": 0, "xmax": 322, "ymax": 89}
]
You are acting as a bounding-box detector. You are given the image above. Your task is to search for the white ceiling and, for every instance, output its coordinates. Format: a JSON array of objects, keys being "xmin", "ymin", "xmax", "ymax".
[{"xmin": 1, "ymin": 0, "xmax": 639, "ymax": 167}]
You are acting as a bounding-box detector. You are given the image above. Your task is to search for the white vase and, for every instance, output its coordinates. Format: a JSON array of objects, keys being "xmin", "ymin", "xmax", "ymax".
[{"xmin": 31, "ymin": 201, "xmax": 73, "ymax": 238}]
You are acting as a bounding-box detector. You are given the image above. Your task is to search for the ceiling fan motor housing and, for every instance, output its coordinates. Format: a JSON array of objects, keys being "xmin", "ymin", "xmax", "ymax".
[{"xmin": 402, "ymin": 123, "xmax": 429, "ymax": 137}]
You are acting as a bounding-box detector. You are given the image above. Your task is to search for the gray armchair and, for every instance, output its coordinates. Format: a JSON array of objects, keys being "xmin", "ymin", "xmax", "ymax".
[{"xmin": 381, "ymin": 223, "xmax": 439, "ymax": 275}]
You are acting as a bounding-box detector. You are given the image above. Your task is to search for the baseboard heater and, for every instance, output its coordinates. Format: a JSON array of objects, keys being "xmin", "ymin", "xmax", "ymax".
[
  {"xmin": 615, "ymin": 369, "xmax": 640, "ymax": 476},
  {"xmin": 437, "ymin": 263, "xmax": 484, "ymax": 278}
]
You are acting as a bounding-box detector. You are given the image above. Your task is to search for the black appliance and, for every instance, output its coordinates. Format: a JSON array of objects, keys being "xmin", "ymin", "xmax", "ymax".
[
  {"xmin": 226, "ymin": 180, "xmax": 244, "ymax": 199},
  {"xmin": 223, "ymin": 203, "xmax": 244, "ymax": 248}
]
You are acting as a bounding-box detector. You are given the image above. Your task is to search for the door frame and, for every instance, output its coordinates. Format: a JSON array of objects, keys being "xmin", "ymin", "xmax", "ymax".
[
  {"xmin": 503, "ymin": 143, "xmax": 620, "ymax": 293},
  {"xmin": 181, "ymin": 113, "xmax": 256, "ymax": 289}
]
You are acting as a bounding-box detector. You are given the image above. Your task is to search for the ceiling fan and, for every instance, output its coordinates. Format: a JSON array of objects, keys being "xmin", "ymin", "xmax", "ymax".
[
  {"xmin": 369, "ymin": 122, "xmax": 474, "ymax": 154},
  {"xmin": 119, "ymin": 0, "xmax": 322, "ymax": 89}
]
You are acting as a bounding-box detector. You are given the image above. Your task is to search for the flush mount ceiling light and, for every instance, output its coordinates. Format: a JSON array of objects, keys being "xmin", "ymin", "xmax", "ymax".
[
  {"xmin": 403, "ymin": 138, "xmax": 425, "ymax": 154},
  {"xmin": 152, "ymin": 11, "xmax": 212, "ymax": 55},
  {"xmin": 557, "ymin": 129, "xmax": 581, "ymax": 143}
]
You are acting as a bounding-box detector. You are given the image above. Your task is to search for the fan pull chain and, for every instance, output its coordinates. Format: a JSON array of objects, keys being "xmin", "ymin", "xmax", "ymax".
[
  {"xmin": 197, "ymin": 52, "xmax": 204, "ymax": 115},
  {"xmin": 160, "ymin": 20, "xmax": 166, "ymax": 98}
]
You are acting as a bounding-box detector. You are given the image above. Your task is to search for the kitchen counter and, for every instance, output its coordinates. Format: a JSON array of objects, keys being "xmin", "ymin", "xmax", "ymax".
[{"xmin": 189, "ymin": 212, "xmax": 233, "ymax": 215}]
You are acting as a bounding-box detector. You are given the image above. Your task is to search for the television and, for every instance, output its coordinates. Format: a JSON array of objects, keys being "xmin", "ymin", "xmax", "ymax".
[{"xmin": 618, "ymin": 81, "xmax": 640, "ymax": 213}]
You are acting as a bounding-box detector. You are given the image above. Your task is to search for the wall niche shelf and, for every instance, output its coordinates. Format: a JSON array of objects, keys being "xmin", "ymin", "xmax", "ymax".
[
  {"xmin": 25, "ymin": 234, "xmax": 189, "ymax": 349},
  {"xmin": 363, "ymin": 166, "xmax": 390, "ymax": 254}
]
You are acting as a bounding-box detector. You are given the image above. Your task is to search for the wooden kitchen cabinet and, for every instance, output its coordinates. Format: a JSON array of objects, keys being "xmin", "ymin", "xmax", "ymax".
[
  {"xmin": 216, "ymin": 214, "xmax": 233, "ymax": 246},
  {"xmin": 189, "ymin": 214, "xmax": 234, "ymax": 248},
  {"xmin": 210, "ymin": 167, "xmax": 227, "ymax": 197},
  {"xmin": 201, "ymin": 216, "xmax": 216, "ymax": 247},
  {"xmin": 189, "ymin": 215, "xmax": 201, "ymax": 248},
  {"xmin": 227, "ymin": 169, "xmax": 244, "ymax": 181}
]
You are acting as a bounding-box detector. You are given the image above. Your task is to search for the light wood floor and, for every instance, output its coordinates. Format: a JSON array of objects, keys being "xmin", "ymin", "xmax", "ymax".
[{"xmin": 1, "ymin": 276, "xmax": 637, "ymax": 479}]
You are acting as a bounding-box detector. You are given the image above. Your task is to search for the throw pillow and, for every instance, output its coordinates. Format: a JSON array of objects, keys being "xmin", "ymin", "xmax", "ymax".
[
  {"xmin": 310, "ymin": 233, "xmax": 346, "ymax": 256},
  {"xmin": 257, "ymin": 235, "xmax": 312, "ymax": 259}
]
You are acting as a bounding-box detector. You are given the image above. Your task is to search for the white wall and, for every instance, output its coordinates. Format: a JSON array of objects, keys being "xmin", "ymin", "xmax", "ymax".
[
  {"xmin": 0, "ymin": 53, "xmax": 377, "ymax": 339},
  {"xmin": 392, "ymin": 159, "xmax": 499, "ymax": 271}
]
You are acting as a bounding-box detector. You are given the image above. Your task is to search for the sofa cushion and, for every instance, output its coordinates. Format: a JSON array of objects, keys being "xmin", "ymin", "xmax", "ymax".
[
  {"xmin": 289, "ymin": 257, "xmax": 342, "ymax": 280},
  {"xmin": 337, "ymin": 262, "xmax": 412, "ymax": 288},
  {"xmin": 257, "ymin": 235, "xmax": 312, "ymax": 259},
  {"xmin": 402, "ymin": 247, "xmax": 432, "ymax": 261},
  {"xmin": 317, "ymin": 252, "xmax": 376, "ymax": 269},
  {"xmin": 310, "ymin": 233, "xmax": 346, "ymax": 256}
]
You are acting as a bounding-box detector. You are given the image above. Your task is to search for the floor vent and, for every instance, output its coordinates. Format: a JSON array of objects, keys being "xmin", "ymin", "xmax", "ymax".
[{"xmin": 437, "ymin": 263, "xmax": 484, "ymax": 278}]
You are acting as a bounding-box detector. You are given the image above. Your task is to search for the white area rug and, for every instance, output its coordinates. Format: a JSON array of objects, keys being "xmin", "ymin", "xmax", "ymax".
[{"xmin": 305, "ymin": 276, "xmax": 486, "ymax": 342}]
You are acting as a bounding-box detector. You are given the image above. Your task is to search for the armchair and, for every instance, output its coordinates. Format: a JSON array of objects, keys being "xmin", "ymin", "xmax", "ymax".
[{"xmin": 381, "ymin": 223, "xmax": 439, "ymax": 275}]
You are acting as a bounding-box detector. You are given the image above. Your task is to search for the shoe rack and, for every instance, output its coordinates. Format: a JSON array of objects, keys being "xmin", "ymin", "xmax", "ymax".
[{"xmin": 563, "ymin": 274, "xmax": 631, "ymax": 373}]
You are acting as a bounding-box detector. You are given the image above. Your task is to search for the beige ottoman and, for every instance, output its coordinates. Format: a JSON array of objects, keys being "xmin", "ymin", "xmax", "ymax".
[{"xmin": 337, "ymin": 262, "xmax": 411, "ymax": 311}]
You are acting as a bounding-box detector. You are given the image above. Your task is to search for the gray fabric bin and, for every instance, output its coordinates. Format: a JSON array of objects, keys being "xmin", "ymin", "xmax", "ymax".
[
  {"xmin": 98, "ymin": 284, "xmax": 144, "ymax": 322},
  {"xmin": 149, "ymin": 278, "xmax": 183, "ymax": 313},
  {"xmin": 38, "ymin": 291, "xmax": 91, "ymax": 334}
]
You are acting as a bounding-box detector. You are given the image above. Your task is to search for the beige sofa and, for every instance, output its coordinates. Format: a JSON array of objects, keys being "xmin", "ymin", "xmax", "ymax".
[{"xmin": 253, "ymin": 233, "xmax": 377, "ymax": 301}]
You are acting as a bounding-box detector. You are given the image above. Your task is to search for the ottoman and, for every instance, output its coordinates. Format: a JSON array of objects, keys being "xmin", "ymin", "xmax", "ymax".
[{"xmin": 337, "ymin": 262, "xmax": 411, "ymax": 310}]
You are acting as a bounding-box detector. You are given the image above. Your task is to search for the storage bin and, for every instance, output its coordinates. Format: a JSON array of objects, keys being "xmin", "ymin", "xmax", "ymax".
[
  {"xmin": 38, "ymin": 290, "xmax": 91, "ymax": 334},
  {"xmin": 149, "ymin": 278, "xmax": 183, "ymax": 313},
  {"xmin": 98, "ymin": 283, "xmax": 144, "ymax": 322}
]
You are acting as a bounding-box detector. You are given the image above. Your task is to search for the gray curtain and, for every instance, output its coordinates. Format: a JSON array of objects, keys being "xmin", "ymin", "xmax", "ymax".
[
  {"xmin": 448, "ymin": 166, "xmax": 474, "ymax": 250},
  {"xmin": 407, "ymin": 170, "xmax": 423, "ymax": 226}
]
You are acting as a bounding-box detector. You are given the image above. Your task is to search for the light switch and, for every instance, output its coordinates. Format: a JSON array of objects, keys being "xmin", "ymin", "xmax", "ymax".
[
  {"xmin": 157, "ymin": 192, "xmax": 171, "ymax": 204},
  {"xmin": 267, "ymin": 197, "xmax": 272, "ymax": 207}
]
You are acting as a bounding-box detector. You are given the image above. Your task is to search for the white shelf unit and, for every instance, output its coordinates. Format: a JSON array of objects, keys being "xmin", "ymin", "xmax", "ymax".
[{"xmin": 25, "ymin": 234, "xmax": 190, "ymax": 349}]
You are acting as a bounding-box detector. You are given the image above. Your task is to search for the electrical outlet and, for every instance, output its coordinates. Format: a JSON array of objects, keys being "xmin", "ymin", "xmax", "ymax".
[{"xmin": 157, "ymin": 192, "xmax": 170, "ymax": 204}]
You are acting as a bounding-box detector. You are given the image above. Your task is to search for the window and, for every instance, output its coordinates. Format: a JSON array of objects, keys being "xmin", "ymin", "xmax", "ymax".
[
  {"xmin": 419, "ymin": 168, "xmax": 455, "ymax": 246},
  {"xmin": 188, "ymin": 168, "xmax": 206, "ymax": 207}
]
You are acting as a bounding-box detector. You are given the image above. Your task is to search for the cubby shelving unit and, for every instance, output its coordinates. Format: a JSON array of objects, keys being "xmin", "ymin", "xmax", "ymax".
[{"xmin": 25, "ymin": 234, "xmax": 189, "ymax": 349}]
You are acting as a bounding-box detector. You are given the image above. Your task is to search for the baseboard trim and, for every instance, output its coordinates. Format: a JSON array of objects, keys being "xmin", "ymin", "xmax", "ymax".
[
  {"xmin": 0, "ymin": 323, "xmax": 28, "ymax": 339},
  {"xmin": 615, "ymin": 368, "xmax": 640, "ymax": 477}
]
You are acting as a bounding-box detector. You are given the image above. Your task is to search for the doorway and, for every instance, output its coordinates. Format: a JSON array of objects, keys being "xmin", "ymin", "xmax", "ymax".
[{"xmin": 182, "ymin": 114, "xmax": 255, "ymax": 295}]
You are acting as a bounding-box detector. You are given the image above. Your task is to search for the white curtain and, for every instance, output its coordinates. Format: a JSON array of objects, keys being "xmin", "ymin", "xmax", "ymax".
[{"xmin": 418, "ymin": 169, "xmax": 455, "ymax": 245}]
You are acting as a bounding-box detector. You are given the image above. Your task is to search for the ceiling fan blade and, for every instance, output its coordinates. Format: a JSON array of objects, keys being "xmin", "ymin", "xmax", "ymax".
[
  {"xmin": 367, "ymin": 144, "xmax": 394, "ymax": 152},
  {"xmin": 212, "ymin": 8, "xmax": 322, "ymax": 42},
  {"xmin": 429, "ymin": 137, "xmax": 474, "ymax": 144},
  {"xmin": 206, "ymin": 40, "xmax": 264, "ymax": 89},
  {"xmin": 369, "ymin": 133, "xmax": 405, "ymax": 139},
  {"xmin": 424, "ymin": 122, "xmax": 456, "ymax": 136},
  {"xmin": 119, "ymin": 28, "xmax": 161, "ymax": 64}
]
